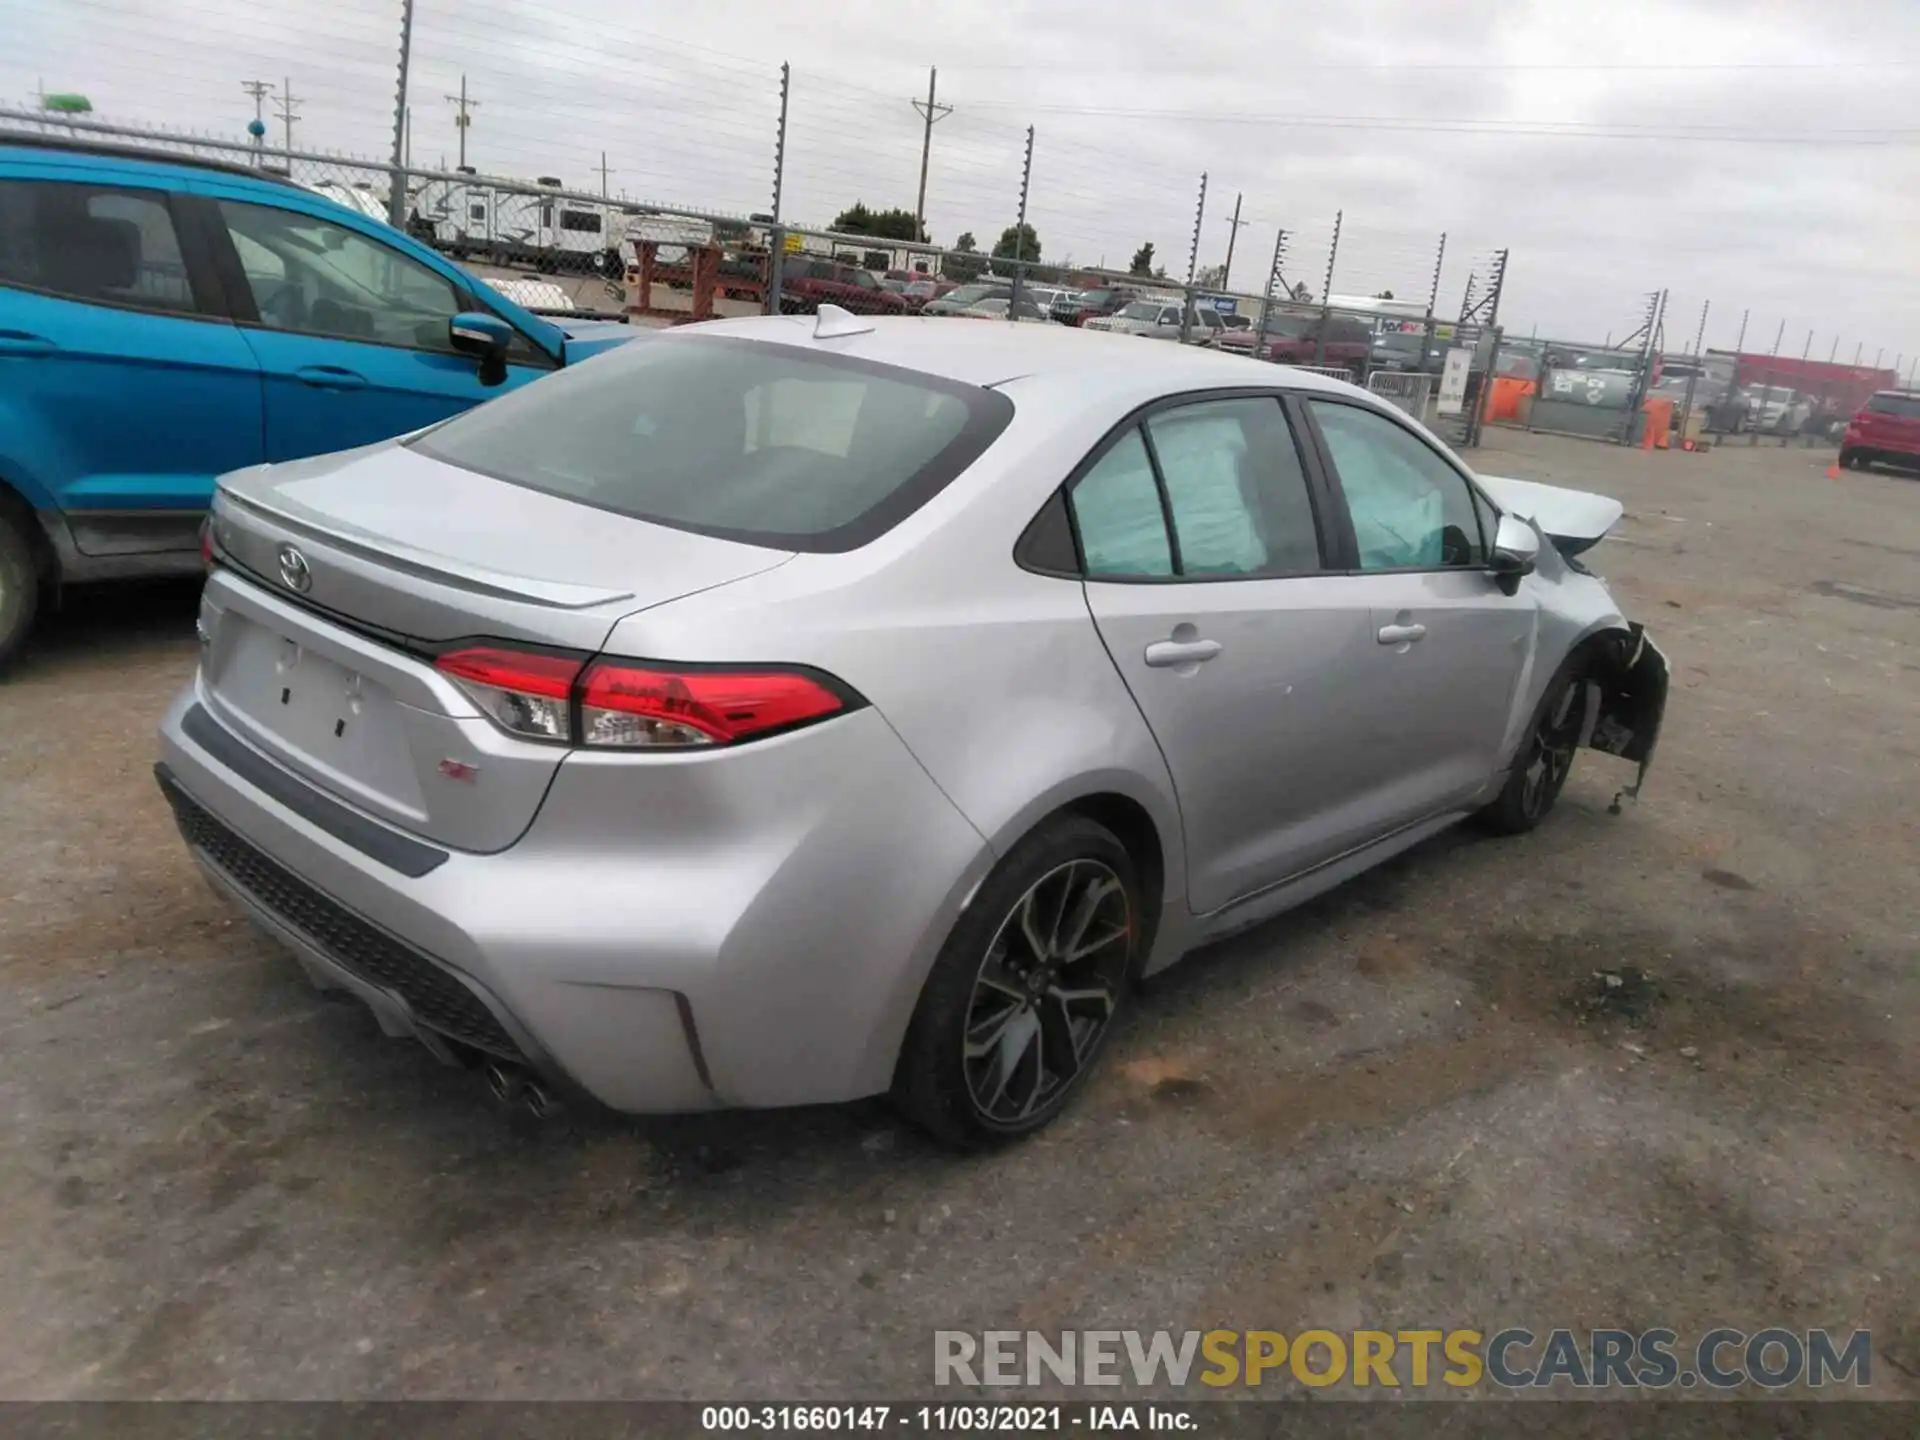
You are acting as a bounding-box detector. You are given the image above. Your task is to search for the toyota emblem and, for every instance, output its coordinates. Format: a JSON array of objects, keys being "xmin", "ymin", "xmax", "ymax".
[{"xmin": 276, "ymin": 543, "xmax": 312, "ymax": 594}]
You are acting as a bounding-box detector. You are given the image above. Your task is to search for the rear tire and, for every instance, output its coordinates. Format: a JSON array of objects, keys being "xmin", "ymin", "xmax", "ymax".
[
  {"xmin": 1478, "ymin": 665, "xmax": 1585, "ymax": 836},
  {"xmin": 0, "ymin": 510, "xmax": 43, "ymax": 673},
  {"xmin": 1839, "ymin": 447, "xmax": 1857, "ymax": 470},
  {"xmin": 893, "ymin": 815, "xmax": 1143, "ymax": 1149}
]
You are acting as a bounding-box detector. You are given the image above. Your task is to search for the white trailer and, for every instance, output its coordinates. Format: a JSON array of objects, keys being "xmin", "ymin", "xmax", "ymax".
[{"xmin": 408, "ymin": 171, "xmax": 629, "ymax": 274}]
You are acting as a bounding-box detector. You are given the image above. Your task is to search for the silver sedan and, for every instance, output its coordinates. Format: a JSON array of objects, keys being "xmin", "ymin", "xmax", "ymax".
[{"xmin": 158, "ymin": 307, "xmax": 1667, "ymax": 1147}]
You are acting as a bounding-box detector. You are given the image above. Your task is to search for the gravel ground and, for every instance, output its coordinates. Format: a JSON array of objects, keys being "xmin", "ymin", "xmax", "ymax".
[{"xmin": 0, "ymin": 428, "xmax": 1914, "ymax": 1404}]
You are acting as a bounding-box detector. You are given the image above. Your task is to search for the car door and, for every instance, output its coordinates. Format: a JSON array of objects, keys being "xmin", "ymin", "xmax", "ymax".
[
  {"xmin": 201, "ymin": 194, "xmax": 554, "ymax": 462},
  {"xmin": 0, "ymin": 173, "xmax": 262, "ymax": 555},
  {"xmin": 1298, "ymin": 396, "xmax": 1532, "ymax": 827},
  {"xmin": 1072, "ymin": 393, "xmax": 1393, "ymax": 915}
]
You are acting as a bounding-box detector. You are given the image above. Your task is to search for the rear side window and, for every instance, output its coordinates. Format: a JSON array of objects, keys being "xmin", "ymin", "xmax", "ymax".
[
  {"xmin": 411, "ymin": 336, "xmax": 1014, "ymax": 552},
  {"xmin": 1070, "ymin": 430, "xmax": 1174, "ymax": 578},
  {"xmin": 1865, "ymin": 393, "xmax": 1920, "ymax": 419},
  {"xmin": 0, "ymin": 179, "xmax": 199, "ymax": 314}
]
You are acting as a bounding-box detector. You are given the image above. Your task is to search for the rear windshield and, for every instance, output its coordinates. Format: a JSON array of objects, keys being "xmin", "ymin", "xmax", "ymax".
[
  {"xmin": 411, "ymin": 336, "xmax": 1014, "ymax": 552},
  {"xmin": 1865, "ymin": 392, "xmax": 1920, "ymax": 419}
]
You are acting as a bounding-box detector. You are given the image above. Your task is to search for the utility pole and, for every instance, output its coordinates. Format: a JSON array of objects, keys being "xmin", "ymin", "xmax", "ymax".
[
  {"xmin": 1219, "ymin": 192, "xmax": 1248, "ymax": 292},
  {"xmin": 273, "ymin": 76, "xmax": 301, "ymax": 157},
  {"xmin": 595, "ymin": 151, "xmax": 616, "ymax": 198},
  {"xmin": 1873, "ymin": 347, "xmax": 1884, "ymax": 371},
  {"xmin": 446, "ymin": 74, "xmax": 479, "ymax": 170},
  {"xmin": 241, "ymin": 79, "xmax": 272, "ymax": 166},
  {"xmin": 911, "ymin": 69, "xmax": 952, "ymax": 242},
  {"xmin": 387, "ymin": 0, "xmax": 414, "ymax": 226},
  {"xmin": 1852, "ymin": 341, "xmax": 1863, "ymax": 367}
]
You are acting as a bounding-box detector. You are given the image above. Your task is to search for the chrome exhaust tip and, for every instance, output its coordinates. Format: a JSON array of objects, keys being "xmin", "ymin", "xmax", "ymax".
[
  {"xmin": 483, "ymin": 1061, "xmax": 525, "ymax": 1106},
  {"xmin": 522, "ymin": 1081, "xmax": 559, "ymax": 1120}
]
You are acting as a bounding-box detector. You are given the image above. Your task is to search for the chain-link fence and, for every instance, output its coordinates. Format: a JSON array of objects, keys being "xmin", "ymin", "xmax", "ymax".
[{"xmin": 2, "ymin": 95, "xmax": 1516, "ymax": 442}]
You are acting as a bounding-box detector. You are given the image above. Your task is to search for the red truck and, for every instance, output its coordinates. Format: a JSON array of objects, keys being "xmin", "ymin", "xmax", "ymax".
[
  {"xmin": 777, "ymin": 259, "xmax": 911, "ymax": 316},
  {"xmin": 1214, "ymin": 312, "xmax": 1373, "ymax": 377}
]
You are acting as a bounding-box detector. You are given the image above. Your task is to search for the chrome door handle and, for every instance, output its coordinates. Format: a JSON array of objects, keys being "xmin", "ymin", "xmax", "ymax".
[
  {"xmin": 1144, "ymin": 638, "xmax": 1222, "ymax": 667},
  {"xmin": 1376, "ymin": 622, "xmax": 1428, "ymax": 645}
]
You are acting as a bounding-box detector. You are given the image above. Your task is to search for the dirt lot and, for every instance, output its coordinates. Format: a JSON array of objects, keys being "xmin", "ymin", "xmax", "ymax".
[{"xmin": 0, "ymin": 428, "xmax": 1914, "ymax": 1404}]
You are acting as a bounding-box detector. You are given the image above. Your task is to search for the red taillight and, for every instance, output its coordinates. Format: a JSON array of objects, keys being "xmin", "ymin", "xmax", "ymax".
[
  {"xmin": 436, "ymin": 646, "xmax": 583, "ymax": 744},
  {"xmin": 580, "ymin": 661, "xmax": 848, "ymax": 748},
  {"xmin": 435, "ymin": 646, "xmax": 855, "ymax": 749}
]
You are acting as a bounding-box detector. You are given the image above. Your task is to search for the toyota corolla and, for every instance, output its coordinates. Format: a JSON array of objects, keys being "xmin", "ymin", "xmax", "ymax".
[{"xmin": 157, "ymin": 307, "xmax": 1667, "ymax": 1147}]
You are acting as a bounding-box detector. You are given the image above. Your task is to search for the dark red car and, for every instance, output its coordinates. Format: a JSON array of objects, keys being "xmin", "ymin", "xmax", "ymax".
[
  {"xmin": 1056, "ymin": 287, "xmax": 1136, "ymax": 327},
  {"xmin": 1216, "ymin": 312, "xmax": 1373, "ymax": 377},
  {"xmin": 1839, "ymin": 390, "xmax": 1920, "ymax": 474},
  {"xmin": 778, "ymin": 260, "xmax": 910, "ymax": 315}
]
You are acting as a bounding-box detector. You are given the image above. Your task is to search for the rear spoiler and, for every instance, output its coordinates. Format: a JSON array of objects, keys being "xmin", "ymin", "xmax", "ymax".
[{"xmin": 1474, "ymin": 474, "xmax": 1625, "ymax": 558}]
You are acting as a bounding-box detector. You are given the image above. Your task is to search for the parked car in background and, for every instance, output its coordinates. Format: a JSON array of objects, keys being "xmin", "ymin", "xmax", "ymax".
[
  {"xmin": 921, "ymin": 281, "xmax": 1013, "ymax": 316},
  {"xmin": 1369, "ymin": 328, "xmax": 1431, "ymax": 372},
  {"xmin": 1218, "ymin": 312, "xmax": 1372, "ymax": 376},
  {"xmin": 1839, "ymin": 390, "xmax": 1920, "ymax": 473},
  {"xmin": 776, "ymin": 259, "xmax": 911, "ymax": 316},
  {"xmin": 0, "ymin": 136, "xmax": 643, "ymax": 667},
  {"xmin": 1083, "ymin": 299, "xmax": 1226, "ymax": 345},
  {"xmin": 1056, "ymin": 286, "xmax": 1135, "ymax": 326},
  {"xmin": 902, "ymin": 278, "xmax": 946, "ymax": 309},
  {"xmin": 953, "ymin": 297, "xmax": 1049, "ymax": 323},
  {"xmin": 158, "ymin": 313, "xmax": 1668, "ymax": 1145},
  {"xmin": 1023, "ymin": 287, "xmax": 1067, "ymax": 315}
]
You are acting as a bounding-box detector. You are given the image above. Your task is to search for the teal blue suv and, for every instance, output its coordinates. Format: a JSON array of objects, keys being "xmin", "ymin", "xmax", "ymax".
[{"xmin": 0, "ymin": 136, "xmax": 641, "ymax": 666}]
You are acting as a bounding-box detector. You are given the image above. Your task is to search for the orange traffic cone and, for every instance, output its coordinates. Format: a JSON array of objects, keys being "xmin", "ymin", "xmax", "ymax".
[{"xmin": 1825, "ymin": 460, "xmax": 1841, "ymax": 480}]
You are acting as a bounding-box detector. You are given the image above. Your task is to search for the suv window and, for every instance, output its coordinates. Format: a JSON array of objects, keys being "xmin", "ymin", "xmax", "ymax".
[
  {"xmin": 1145, "ymin": 398, "xmax": 1322, "ymax": 576},
  {"xmin": 1329, "ymin": 319, "xmax": 1373, "ymax": 345},
  {"xmin": 0, "ymin": 180, "xmax": 199, "ymax": 315},
  {"xmin": 1308, "ymin": 400, "xmax": 1485, "ymax": 569},
  {"xmin": 411, "ymin": 336, "xmax": 1013, "ymax": 551},
  {"xmin": 1069, "ymin": 430, "xmax": 1174, "ymax": 578},
  {"xmin": 218, "ymin": 200, "xmax": 464, "ymax": 351}
]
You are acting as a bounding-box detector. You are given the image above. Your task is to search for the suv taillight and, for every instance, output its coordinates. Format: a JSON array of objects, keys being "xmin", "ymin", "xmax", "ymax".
[{"xmin": 434, "ymin": 646, "xmax": 857, "ymax": 750}]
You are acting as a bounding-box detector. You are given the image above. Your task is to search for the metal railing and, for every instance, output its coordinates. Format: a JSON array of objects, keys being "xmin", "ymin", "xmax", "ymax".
[{"xmin": 1367, "ymin": 370, "xmax": 1434, "ymax": 420}]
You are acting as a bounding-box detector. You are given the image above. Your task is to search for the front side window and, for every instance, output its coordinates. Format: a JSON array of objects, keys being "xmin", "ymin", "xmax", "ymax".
[
  {"xmin": 1068, "ymin": 429, "xmax": 1173, "ymax": 578},
  {"xmin": 0, "ymin": 180, "xmax": 198, "ymax": 314},
  {"xmin": 218, "ymin": 200, "xmax": 463, "ymax": 351},
  {"xmin": 411, "ymin": 336, "xmax": 1012, "ymax": 551},
  {"xmin": 1145, "ymin": 398, "xmax": 1322, "ymax": 577},
  {"xmin": 1308, "ymin": 400, "xmax": 1485, "ymax": 570}
]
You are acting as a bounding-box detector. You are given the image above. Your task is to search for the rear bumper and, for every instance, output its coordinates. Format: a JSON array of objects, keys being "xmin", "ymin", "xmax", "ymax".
[{"xmin": 156, "ymin": 682, "xmax": 993, "ymax": 1113}]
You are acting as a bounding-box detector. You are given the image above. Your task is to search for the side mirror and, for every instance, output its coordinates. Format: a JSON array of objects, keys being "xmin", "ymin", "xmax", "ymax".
[
  {"xmin": 449, "ymin": 310, "xmax": 513, "ymax": 387},
  {"xmin": 1489, "ymin": 513, "xmax": 1540, "ymax": 594}
]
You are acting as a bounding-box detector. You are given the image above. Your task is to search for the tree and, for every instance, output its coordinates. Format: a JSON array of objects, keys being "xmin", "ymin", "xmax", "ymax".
[
  {"xmin": 1196, "ymin": 264, "xmax": 1226, "ymax": 290},
  {"xmin": 989, "ymin": 222, "xmax": 1041, "ymax": 277},
  {"xmin": 945, "ymin": 230, "xmax": 987, "ymax": 283},
  {"xmin": 1373, "ymin": 289, "xmax": 1396, "ymax": 300},
  {"xmin": 1291, "ymin": 281, "xmax": 1314, "ymax": 302},
  {"xmin": 830, "ymin": 202, "xmax": 928, "ymax": 243},
  {"xmin": 1128, "ymin": 242, "xmax": 1155, "ymax": 276}
]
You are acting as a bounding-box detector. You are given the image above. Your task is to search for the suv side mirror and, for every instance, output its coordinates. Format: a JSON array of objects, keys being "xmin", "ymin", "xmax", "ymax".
[
  {"xmin": 450, "ymin": 311, "xmax": 513, "ymax": 387},
  {"xmin": 1489, "ymin": 513, "xmax": 1540, "ymax": 594}
]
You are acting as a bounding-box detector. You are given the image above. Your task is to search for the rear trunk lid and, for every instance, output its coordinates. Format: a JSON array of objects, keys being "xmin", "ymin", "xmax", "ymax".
[{"xmin": 199, "ymin": 440, "xmax": 793, "ymax": 851}]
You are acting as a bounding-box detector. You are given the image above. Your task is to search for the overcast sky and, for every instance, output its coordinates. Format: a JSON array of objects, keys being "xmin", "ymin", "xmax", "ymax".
[{"xmin": 6, "ymin": 0, "xmax": 1920, "ymax": 365}]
